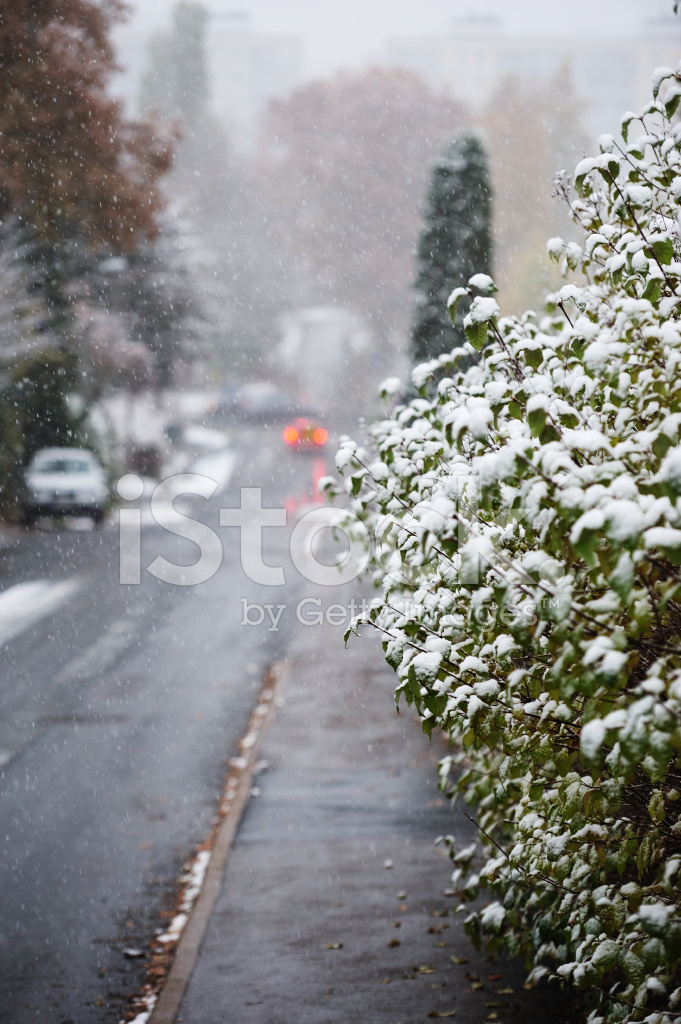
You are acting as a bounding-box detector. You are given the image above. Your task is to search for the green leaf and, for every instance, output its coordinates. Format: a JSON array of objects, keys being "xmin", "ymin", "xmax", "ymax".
[
  {"xmin": 666, "ymin": 89, "xmax": 681, "ymax": 120},
  {"xmin": 343, "ymin": 621, "xmax": 360, "ymax": 646},
  {"xmin": 642, "ymin": 277, "xmax": 663, "ymax": 304},
  {"xmin": 350, "ymin": 473, "xmax": 364, "ymax": 496},
  {"xmin": 610, "ymin": 551, "xmax": 634, "ymax": 602},
  {"xmin": 620, "ymin": 950, "xmax": 645, "ymax": 987},
  {"xmin": 527, "ymin": 407, "xmax": 546, "ymax": 437},
  {"xmin": 636, "ymin": 834, "xmax": 651, "ymax": 876},
  {"xmin": 447, "ymin": 286, "xmax": 469, "ymax": 324},
  {"xmin": 539, "ymin": 424, "xmax": 560, "ymax": 444},
  {"xmin": 649, "ymin": 789, "xmax": 666, "ymax": 823},
  {"xmin": 651, "ymin": 238, "xmax": 674, "ymax": 265},
  {"xmin": 523, "ymin": 347, "xmax": 543, "ymax": 370},
  {"xmin": 384, "ymin": 640, "xmax": 403, "ymax": 670},
  {"xmin": 621, "ymin": 111, "xmax": 638, "ymax": 143},
  {"xmin": 652, "ymin": 433, "xmax": 672, "ymax": 460},
  {"xmin": 464, "ymin": 320, "xmax": 488, "ymax": 351},
  {"xmin": 572, "ymin": 527, "xmax": 600, "ymax": 567},
  {"xmin": 640, "ymin": 937, "xmax": 664, "ymax": 970},
  {"xmin": 592, "ymin": 939, "xmax": 619, "ymax": 974}
]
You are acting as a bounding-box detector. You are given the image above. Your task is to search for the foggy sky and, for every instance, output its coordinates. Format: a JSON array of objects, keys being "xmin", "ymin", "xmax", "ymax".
[{"xmin": 114, "ymin": 0, "xmax": 674, "ymax": 85}]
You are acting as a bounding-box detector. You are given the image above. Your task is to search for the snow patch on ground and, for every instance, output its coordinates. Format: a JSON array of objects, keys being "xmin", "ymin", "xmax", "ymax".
[
  {"xmin": 0, "ymin": 578, "xmax": 81, "ymax": 646},
  {"xmin": 125, "ymin": 991, "xmax": 157, "ymax": 1024},
  {"xmin": 189, "ymin": 449, "xmax": 237, "ymax": 494}
]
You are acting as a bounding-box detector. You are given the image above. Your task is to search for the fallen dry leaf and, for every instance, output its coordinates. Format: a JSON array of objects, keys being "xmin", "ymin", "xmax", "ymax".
[
  {"xmin": 450, "ymin": 956, "xmax": 469, "ymax": 965},
  {"xmin": 426, "ymin": 1011, "xmax": 456, "ymax": 1018},
  {"xmin": 488, "ymin": 974, "xmax": 503, "ymax": 981},
  {"xmin": 387, "ymin": 938, "xmax": 401, "ymax": 948},
  {"xmin": 325, "ymin": 942, "xmax": 343, "ymax": 950}
]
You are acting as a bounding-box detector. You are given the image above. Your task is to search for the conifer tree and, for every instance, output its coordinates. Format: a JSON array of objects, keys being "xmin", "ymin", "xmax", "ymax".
[
  {"xmin": 411, "ymin": 131, "xmax": 492, "ymax": 364},
  {"xmin": 139, "ymin": 2, "xmax": 209, "ymax": 123}
]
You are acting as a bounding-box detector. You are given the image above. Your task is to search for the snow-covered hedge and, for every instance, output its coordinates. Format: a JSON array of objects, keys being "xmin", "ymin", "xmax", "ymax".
[{"xmin": 335, "ymin": 69, "xmax": 681, "ymax": 1024}]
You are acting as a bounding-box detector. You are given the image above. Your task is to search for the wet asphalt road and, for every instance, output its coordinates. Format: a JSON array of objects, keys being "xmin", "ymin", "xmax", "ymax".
[{"xmin": 0, "ymin": 423, "xmax": 327, "ymax": 1024}]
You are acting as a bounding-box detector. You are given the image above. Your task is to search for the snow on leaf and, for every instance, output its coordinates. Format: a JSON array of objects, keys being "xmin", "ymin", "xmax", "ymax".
[
  {"xmin": 562, "ymin": 429, "xmax": 610, "ymax": 453},
  {"xmin": 656, "ymin": 449, "xmax": 681, "ymax": 496},
  {"xmin": 480, "ymin": 902, "xmax": 506, "ymax": 932},
  {"xmin": 412, "ymin": 651, "xmax": 442, "ymax": 685},
  {"xmin": 468, "ymin": 273, "xmax": 497, "ymax": 293},
  {"xmin": 379, "ymin": 376, "xmax": 402, "ymax": 397},
  {"xmin": 467, "ymin": 296, "xmax": 500, "ymax": 324},
  {"xmin": 581, "ymin": 719, "xmax": 606, "ymax": 761},
  {"xmin": 652, "ymin": 66, "xmax": 675, "ymax": 98},
  {"xmin": 602, "ymin": 500, "xmax": 646, "ymax": 543},
  {"xmin": 644, "ymin": 526, "xmax": 681, "ymax": 557},
  {"xmin": 591, "ymin": 939, "xmax": 619, "ymax": 973},
  {"xmin": 335, "ymin": 448, "xmax": 355, "ymax": 470}
]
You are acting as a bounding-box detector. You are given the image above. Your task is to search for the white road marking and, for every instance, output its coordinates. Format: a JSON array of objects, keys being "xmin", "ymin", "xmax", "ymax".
[
  {"xmin": 0, "ymin": 579, "xmax": 81, "ymax": 647},
  {"xmin": 190, "ymin": 449, "xmax": 238, "ymax": 494},
  {"xmin": 135, "ymin": 448, "xmax": 237, "ymax": 526},
  {"xmin": 56, "ymin": 618, "xmax": 139, "ymax": 683}
]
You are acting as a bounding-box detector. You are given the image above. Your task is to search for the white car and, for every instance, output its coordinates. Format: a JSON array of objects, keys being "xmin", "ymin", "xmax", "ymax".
[{"xmin": 23, "ymin": 447, "xmax": 109, "ymax": 524}]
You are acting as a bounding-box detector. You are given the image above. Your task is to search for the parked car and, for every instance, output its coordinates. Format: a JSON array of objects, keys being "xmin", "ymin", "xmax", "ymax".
[{"xmin": 23, "ymin": 447, "xmax": 109, "ymax": 524}]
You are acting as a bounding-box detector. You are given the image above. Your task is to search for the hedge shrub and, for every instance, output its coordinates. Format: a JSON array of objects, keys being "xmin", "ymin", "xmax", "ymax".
[{"xmin": 335, "ymin": 68, "xmax": 681, "ymax": 1024}]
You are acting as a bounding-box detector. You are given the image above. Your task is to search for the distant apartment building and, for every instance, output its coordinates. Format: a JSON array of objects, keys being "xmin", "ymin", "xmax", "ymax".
[
  {"xmin": 384, "ymin": 14, "xmax": 681, "ymax": 140},
  {"xmin": 207, "ymin": 12, "xmax": 304, "ymax": 152}
]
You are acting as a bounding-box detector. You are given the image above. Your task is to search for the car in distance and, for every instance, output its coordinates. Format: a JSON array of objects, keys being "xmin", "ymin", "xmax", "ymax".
[
  {"xmin": 23, "ymin": 447, "xmax": 108, "ymax": 524},
  {"xmin": 235, "ymin": 382, "xmax": 299, "ymax": 422},
  {"xmin": 282, "ymin": 417, "xmax": 329, "ymax": 452}
]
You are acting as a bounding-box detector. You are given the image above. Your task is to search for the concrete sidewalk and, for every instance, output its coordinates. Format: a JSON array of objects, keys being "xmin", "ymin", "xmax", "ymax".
[{"xmin": 171, "ymin": 617, "xmax": 571, "ymax": 1024}]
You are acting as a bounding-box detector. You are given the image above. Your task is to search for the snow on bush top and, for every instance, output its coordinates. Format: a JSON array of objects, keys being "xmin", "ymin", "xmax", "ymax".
[{"xmin": 336, "ymin": 66, "xmax": 681, "ymax": 1024}]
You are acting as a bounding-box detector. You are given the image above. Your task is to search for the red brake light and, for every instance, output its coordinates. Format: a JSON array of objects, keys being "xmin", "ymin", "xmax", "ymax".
[
  {"xmin": 283, "ymin": 426, "xmax": 299, "ymax": 444},
  {"xmin": 313, "ymin": 428, "xmax": 328, "ymax": 445}
]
